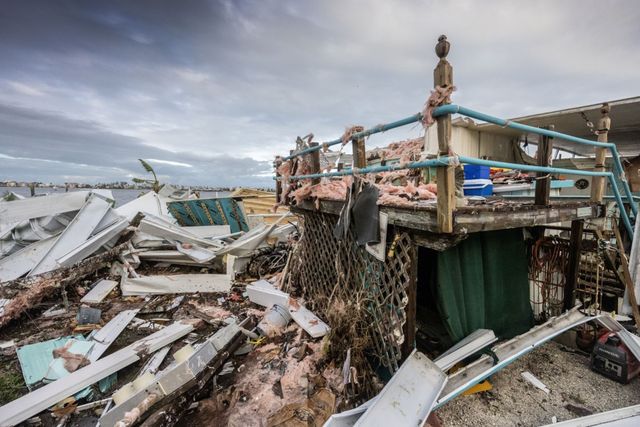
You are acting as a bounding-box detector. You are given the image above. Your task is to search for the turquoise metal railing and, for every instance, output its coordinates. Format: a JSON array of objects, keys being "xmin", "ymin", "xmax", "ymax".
[{"xmin": 277, "ymin": 105, "xmax": 637, "ymax": 236}]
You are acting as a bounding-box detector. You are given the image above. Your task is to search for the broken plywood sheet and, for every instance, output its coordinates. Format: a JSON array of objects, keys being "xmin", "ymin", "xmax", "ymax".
[
  {"xmin": 354, "ymin": 350, "xmax": 447, "ymax": 427},
  {"xmin": 81, "ymin": 279, "xmax": 119, "ymax": 304},
  {"xmin": 121, "ymin": 274, "xmax": 231, "ymax": 296},
  {"xmin": 29, "ymin": 194, "xmax": 112, "ymax": 276}
]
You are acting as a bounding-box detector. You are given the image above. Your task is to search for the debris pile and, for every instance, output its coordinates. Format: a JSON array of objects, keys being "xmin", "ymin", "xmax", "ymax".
[{"xmin": 0, "ymin": 187, "xmax": 342, "ymax": 426}]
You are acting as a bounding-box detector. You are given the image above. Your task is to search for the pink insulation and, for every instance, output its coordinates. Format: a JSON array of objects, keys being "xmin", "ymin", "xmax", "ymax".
[{"xmin": 421, "ymin": 85, "xmax": 456, "ymax": 128}]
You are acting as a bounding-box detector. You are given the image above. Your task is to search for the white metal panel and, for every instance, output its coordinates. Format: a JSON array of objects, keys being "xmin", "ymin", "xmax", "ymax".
[
  {"xmin": 0, "ymin": 191, "xmax": 90, "ymax": 224},
  {"xmin": 540, "ymin": 404, "xmax": 640, "ymax": 426},
  {"xmin": 121, "ymin": 274, "xmax": 231, "ymax": 296},
  {"xmin": 0, "ymin": 321, "xmax": 193, "ymax": 427},
  {"xmin": 87, "ymin": 309, "xmax": 139, "ymax": 362},
  {"xmin": 80, "ymin": 279, "xmax": 119, "ymax": 304},
  {"xmin": 354, "ymin": 350, "xmax": 447, "ymax": 427},
  {"xmin": 56, "ymin": 217, "xmax": 129, "ymax": 267},
  {"xmin": 28, "ymin": 195, "xmax": 112, "ymax": 276},
  {"xmin": 0, "ymin": 236, "xmax": 56, "ymax": 282}
]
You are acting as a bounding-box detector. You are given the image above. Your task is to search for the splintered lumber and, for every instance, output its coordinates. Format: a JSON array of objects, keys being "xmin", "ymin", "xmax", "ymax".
[{"xmin": 0, "ymin": 242, "xmax": 129, "ymax": 328}]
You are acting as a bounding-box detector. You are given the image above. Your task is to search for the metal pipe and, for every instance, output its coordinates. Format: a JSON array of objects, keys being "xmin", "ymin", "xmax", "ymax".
[
  {"xmin": 457, "ymin": 156, "xmax": 633, "ymax": 236},
  {"xmin": 278, "ymin": 103, "xmax": 636, "ymax": 218},
  {"xmin": 280, "ymin": 154, "xmax": 633, "ymax": 236},
  {"xmin": 281, "ymin": 113, "xmax": 422, "ymax": 161}
]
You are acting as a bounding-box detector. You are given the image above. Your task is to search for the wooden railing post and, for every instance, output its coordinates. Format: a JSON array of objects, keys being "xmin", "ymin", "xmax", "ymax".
[
  {"xmin": 274, "ymin": 156, "xmax": 283, "ymax": 203},
  {"xmin": 534, "ymin": 125, "xmax": 554, "ymax": 206},
  {"xmin": 591, "ymin": 103, "xmax": 611, "ymax": 203},
  {"xmin": 309, "ymin": 142, "xmax": 321, "ymax": 185},
  {"xmin": 351, "ymin": 126, "xmax": 366, "ymax": 168},
  {"xmin": 434, "ymin": 35, "xmax": 455, "ymax": 233}
]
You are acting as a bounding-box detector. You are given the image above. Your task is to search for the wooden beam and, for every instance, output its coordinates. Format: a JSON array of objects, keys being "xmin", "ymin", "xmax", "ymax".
[
  {"xmin": 534, "ymin": 125, "xmax": 554, "ymax": 206},
  {"xmin": 611, "ymin": 219, "xmax": 640, "ymax": 330},
  {"xmin": 402, "ymin": 243, "xmax": 417, "ymax": 359},
  {"xmin": 309, "ymin": 142, "xmax": 321, "ymax": 185},
  {"xmin": 351, "ymin": 125, "xmax": 366, "ymax": 168},
  {"xmin": 274, "ymin": 156, "xmax": 283, "ymax": 204},
  {"xmin": 564, "ymin": 220, "xmax": 583, "ymax": 311},
  {"xmin": 591, "ymin": 103, "xmax": 611, "ymax": 202},
  {"xmin": 434, "ymin": 35, "xmax": 455, "ymax": 233}
]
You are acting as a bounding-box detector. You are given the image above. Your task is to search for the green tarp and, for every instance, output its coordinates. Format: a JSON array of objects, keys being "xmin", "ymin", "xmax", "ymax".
[{"xmin": 437, "ymin": 228, "xmax": 533, "ymax": 342}]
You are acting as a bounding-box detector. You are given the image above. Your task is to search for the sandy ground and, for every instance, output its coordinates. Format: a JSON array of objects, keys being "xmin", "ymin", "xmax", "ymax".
[{"xmin": 435, "ymin": 340, "xmax": 640, "ymax": 426}]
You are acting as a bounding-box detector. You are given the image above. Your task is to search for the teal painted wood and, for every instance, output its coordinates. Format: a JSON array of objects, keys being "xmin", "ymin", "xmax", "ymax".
[{"xmin": 167, "ymin": 197, "xmax": 249, "ymax": 233}]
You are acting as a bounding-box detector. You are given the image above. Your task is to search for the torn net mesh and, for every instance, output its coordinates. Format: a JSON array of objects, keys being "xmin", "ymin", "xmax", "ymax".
[{"xmin": 285, "ymin": 210, "xmax": 412, "ymax": 373}]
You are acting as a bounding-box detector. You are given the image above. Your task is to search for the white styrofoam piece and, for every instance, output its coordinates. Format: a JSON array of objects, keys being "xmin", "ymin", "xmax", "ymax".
[
  {"xmin": 354, "ymin": 350, "xmax": 447, "ymax": 427},
  {"xmin": 80, "ymin": 279, "xmax": 119, "ymax": 304},
  {"xmin": 0, "ymin": 322, "xmax": 193, "ymax": 427},
  {"xmin": 121, "ymin": 274, "xmax": 231, "ymax": 296},
  {"xmin": 29, "ymin": 195, "xmax": 112, "ymax": 276}
]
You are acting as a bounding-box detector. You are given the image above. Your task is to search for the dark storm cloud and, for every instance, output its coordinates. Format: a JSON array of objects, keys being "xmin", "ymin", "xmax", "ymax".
[{"xmin": 0, "ymin": 0, "xmax": 639, "ymax": 185}]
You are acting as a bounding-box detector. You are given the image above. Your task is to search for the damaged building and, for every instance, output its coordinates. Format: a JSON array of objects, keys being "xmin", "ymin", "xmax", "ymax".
[{"xmin": 1, "ymin": 35, "xmax": 640, "ymax": 427}]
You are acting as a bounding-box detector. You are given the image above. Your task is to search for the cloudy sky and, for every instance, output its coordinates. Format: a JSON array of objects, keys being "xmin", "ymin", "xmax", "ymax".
[{"xmin": 1, "ymin": 0, "xmax": 638, "ymax": 187}]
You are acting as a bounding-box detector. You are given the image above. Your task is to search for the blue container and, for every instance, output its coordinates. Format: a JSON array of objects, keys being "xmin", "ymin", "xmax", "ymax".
[
  {"xmin": 463, "ymin": 179, "xmax": 493, "ymax": 196},
  {"xmin": 463, "ymin": 165, "xmax": 490, "ymax": 180}
]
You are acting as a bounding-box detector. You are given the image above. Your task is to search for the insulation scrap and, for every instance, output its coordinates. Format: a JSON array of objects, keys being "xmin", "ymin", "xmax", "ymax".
[
  {"xmin": 377, "ymin": 193, "xmax": 415, "ymax": 207},
  {"xmin": 290, "ymin": 178, "xmax": 351, "ymax": 205},
  {"xmin": 422, "ymin": 85, "xmax": 456, "ymax": 128},
  {"xmin": 52, "ymin": 341, "xmax": 90, "ymax": 372},
  {"xmin": 367, "ymin": 137, "xmax": 424, "ymax": 165}
]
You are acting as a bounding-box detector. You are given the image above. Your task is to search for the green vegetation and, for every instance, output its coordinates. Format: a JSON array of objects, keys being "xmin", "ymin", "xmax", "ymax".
[{"xmin": 132, "ymin": 158, "xmax": 161, "ymax": 193}]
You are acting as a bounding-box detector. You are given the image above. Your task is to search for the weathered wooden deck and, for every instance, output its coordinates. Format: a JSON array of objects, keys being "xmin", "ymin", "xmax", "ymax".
[{"xmin": 292, "ymin": 198, "xmax": 604, "ymax": 234}]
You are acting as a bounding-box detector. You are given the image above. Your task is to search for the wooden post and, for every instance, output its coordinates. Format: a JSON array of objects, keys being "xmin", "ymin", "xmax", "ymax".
[
  {"xmin": 351, "ymin": 126, "xmax": 366, "ymax": 168},
  {"xmin": 309, "ymin": 142, "xmax": 321, "ymax": 185},
  {"xmin": 591, "ymin": 103, "xmax": 611, "ymax": 202},
  {"xmin": 534, "ymin": 125, "xmax": 554, "ymax": 206},
  {"xmin": 274, "ymin": 156, "xmax": 283, "ymax": 204},
  {"xmin": 434, "ymin": 35, "xmax": 455, "ymax": 233},
  {"xmin": 612, "ymin": 219, "xmax": 640, "ymax": 330},
  {"xmin": 402, "ymin": 243, "xmax": 418, "ymax": 359},
  {"xmin": 564, "ymin": 219, "xmax": 584, "ymax": 311}
]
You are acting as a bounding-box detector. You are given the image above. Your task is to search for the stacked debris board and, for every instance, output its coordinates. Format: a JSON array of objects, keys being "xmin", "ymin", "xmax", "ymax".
[
  {"xmin": 167, "ymin": 197, "xmax": 249, "ymax": 233},
  {"xmin": 287, "ymin": 209, "xmax": 413, "ymax": 372}
]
